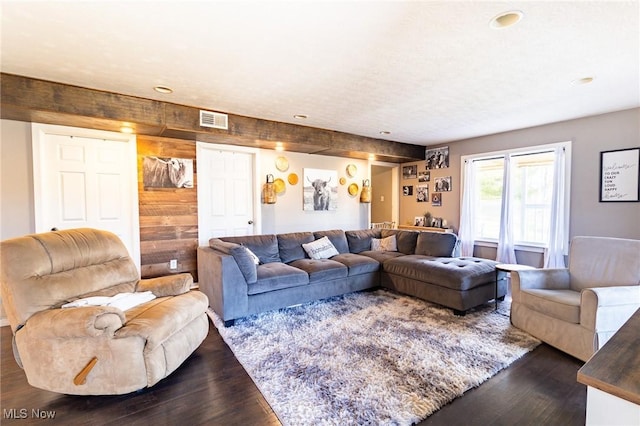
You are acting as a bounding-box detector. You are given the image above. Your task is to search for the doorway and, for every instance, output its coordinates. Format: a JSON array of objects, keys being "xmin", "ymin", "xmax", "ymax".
[
  {"xmin": 370, "ymin": 163, "xmax": 399, "ymax": 226},
  {"xmin": 31, "ymin": 123, "xmax": 140, "ymax": 268},
  {"xmin": 196, "ymin": 142, "xmax": 260, "ymax": 245}
]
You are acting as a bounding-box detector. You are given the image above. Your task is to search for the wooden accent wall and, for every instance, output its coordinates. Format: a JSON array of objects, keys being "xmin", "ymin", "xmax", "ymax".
[{"xmin": 137, "ymin": 135, "xmax": 199, "ymax": 280}]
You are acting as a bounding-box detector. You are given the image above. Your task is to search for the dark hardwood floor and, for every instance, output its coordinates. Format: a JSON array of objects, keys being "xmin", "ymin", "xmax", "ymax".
[{"xmin": 1, "ymin": 321, "xmax": 586, "ymax": 425}]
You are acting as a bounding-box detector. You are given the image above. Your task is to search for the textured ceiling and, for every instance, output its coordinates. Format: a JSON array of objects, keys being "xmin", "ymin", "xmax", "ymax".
[{"xmin": 1, "ymin": 1, "xmax": 638, "ymax": 146}]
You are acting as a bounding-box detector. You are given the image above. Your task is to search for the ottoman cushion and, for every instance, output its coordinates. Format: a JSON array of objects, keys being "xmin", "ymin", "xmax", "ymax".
[{"xmin": 383, "ymin": 255, "xmax": 498, "ymax": 291}]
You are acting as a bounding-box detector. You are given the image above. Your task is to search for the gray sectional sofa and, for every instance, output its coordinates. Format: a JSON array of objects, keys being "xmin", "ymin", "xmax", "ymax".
[{"xmin": 197, "ymin": 228, "xmax": 503, "ymax": 326}]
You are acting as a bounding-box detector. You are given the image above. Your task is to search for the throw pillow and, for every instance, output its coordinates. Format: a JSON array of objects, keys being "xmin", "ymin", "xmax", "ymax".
[
  {"xmin": 245, "ymin": 247, "xmax": 260, "ymax": 265},
  {"xmin": 371, "ymin": 235, "xmax": 398, "ymax": 252},
  {"xmin": 302, "ymin": 236, "xmax": 339, "ymax": 260}
]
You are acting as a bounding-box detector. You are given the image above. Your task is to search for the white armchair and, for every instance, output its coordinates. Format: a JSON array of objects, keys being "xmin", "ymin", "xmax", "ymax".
[{"xmin": 510, "ymin": 236, "xmax": 640, "ymax": 361}]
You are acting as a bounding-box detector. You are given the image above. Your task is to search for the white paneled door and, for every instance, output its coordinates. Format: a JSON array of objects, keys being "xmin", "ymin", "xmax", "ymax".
[
  {"xmin": 197, "ymin": 143, "xmax": 257, "ymax": 245},
  {"xmin": 32, "ymin": 124, "xmax": 140, "ymax": 269}
]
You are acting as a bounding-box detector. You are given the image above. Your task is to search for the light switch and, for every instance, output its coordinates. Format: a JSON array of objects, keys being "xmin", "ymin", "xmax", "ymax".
[{"xmin": 380, "ymin": 196, "xmax": 385, "ymax": 202}]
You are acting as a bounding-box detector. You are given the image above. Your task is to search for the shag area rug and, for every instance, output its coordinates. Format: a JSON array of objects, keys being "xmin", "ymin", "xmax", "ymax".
[{"xmin": 209, "ymin": 289, "xmax": 540, "ymax": 425}]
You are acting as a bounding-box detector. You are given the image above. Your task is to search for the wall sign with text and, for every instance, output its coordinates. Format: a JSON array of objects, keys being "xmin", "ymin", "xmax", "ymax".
[{"xmin": 599, "ymin": 147, "xmax": 640, "ymax": 202}]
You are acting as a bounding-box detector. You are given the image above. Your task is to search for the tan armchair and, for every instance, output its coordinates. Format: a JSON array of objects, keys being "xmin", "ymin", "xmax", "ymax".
[
  {"xmin": 1, "ymin": 228, "xmax": 209, "ymax": 395},
  {"xmin": 511, "ymin": 236, "xmax": 640, "ymax": 361}
]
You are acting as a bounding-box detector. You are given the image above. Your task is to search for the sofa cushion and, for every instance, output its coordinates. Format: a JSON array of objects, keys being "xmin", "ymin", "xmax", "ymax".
[
  {"xmin": 371, "ymin": 235, "xmax": 397, "ymax": 252},
  {"xmin": 313, "ymin": 230, "xmax": 350, "ymax": 254},
  {"xmin": 248, "ymin": 263, "xmax": 309, "ymax": 295},
  {"xmin": 278, "ymin": 232, "xmax": 315, "ymax": 263},
  {"xmin": 359, "ymin": 250, "xmax": 405, "ymax": 263},
  {"xmin": 383, "ymin": 255, "xmax": 497, "ymax": 291},
  {"xmin": 381, "ymin": 229, "xmax": 419, "ymax": 255},
  {"xmin": 220, "ymin": 234, "xmax": 281, "ymax": 264},
  {"xmin": 519, "ymin": 288, "xmax": 581, "ymax": 324},
  {"xmin": 288, "ymin": 259, "xmax": 348, "ymax": 283},
  {"xmin": 302, "ymin": 236, "xmax": 339, "ymax": 260},
  {"xmin": 209, "ymin": 239, "xmax": 257, "ymax": 284},
  {"xmin": 414, "ymin": 231, "xmax": 458, "ymax": 257},
  {"xmin": 331, "ymin": 253, "xmax": 380, "ymax": 276},
  {"xmin": 345, "ymin": 229, "xmax": 382, "ymax": 253}
]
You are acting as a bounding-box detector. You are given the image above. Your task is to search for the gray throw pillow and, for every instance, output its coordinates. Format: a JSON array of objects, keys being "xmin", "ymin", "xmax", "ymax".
[{"xmin": 209, "ymin": 238, "xmax": 258, "ymax": 283}]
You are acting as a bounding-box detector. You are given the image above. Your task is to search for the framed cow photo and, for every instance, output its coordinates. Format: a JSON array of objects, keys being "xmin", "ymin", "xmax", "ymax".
[
  {"xmin": 303, "ymin": 168, "xmax": 338, "ymax": 211},
  {"xmin": 143, "ymin": 156, "xmax": 194, "ymax": 189}
]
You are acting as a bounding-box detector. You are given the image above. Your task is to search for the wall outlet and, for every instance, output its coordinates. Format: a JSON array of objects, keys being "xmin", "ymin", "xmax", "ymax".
[{"xmin": 169, "ymin": 259, "xmax": 178, "ymax": 270}]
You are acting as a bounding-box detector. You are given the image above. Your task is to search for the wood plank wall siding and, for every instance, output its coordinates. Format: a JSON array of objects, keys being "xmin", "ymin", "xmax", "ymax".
[
  {"xmin": 0, "ymin": 73, "xmax": 425, "ymax": 163},
  {"xmin": 137, "ymin": 135, "xmax": 199, "ymax": 280}
]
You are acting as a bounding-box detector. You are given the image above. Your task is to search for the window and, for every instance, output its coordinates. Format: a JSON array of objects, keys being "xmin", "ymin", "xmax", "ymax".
[{"xmin": 460, "ymin": 141, "xmax": 571, "ymax": 265}]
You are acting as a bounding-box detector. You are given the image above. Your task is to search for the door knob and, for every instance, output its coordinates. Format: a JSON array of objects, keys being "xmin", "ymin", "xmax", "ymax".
[{"xmin": 248, "ymin": 220, "xmax": 254, "ymax": 225}]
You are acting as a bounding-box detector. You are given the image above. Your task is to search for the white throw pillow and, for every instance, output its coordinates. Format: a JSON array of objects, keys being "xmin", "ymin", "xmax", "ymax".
[
  {"xmin": 302, "ymin": 236, "xmax": 339, "ymax": 260},
  {"xmin": 245, "ymin": 247, "xmax": 260, "ymax": 265},
  {"xmin": 371, "ymin": 235, "xmax": 398, "ymax": 252}
]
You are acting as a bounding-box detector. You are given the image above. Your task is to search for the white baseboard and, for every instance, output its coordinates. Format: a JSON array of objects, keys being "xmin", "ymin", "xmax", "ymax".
[{"xmin": 1, "ymin": 318, "xmax": 9, "ymax": 327}]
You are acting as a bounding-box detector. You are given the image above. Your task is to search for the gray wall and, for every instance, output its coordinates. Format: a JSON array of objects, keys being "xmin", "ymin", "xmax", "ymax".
[
  {"xmin": 418, "ymin": 108, "xmax": 640, "ymax": 265},
  {"xmin": 441, "ymin": 107, "xmax": 640, "ymax": 240},
  {"xmin": 1, "ymin": 120, "xmax": 34, "ymax": 240}
]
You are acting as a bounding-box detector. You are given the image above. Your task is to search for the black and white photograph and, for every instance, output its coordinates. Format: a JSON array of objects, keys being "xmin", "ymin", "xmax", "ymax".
[
  {"xmin": 434, "ymin": 176, "xmax": 452, "ymax": 192},
  {"xmin": 418, "ymin": 171, "xmax": 430, "ymax": 182},
  {"xmin": 431, "ymin": 192, "xmax": 442, "ymax": 206},
  {"xmin": 143, "ymin": 156, "xmax": 193, "ymax": 189},
  {"xmin": 402, "ymin": 165, "xmax": 418, "ymax": 179},
  {"xmin": 303, "ymin": 168, "xmax": 338, "ymax": 211},
  {"xmin": 416, "ymin": 184, "xmax": 429, "ymax": 202},
  {"xmin": 425, "ymin": 146, "xmax": 449, "ymax": 169},
  {"xmin": 402, "ymin": 185, "xmax": 413, "ymax": 196},
  {"xmin": 414, "ymin": 216, "xmax": 425, "ymax": 227}
]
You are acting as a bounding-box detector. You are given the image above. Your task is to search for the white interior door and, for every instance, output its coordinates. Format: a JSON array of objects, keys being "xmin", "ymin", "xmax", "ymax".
[
  {"xmin": 197, "ymin": 142, "xmax": 258, "ymax": 245},
  {"xmin": 32, "ymin": 124, "xmax": 140, "ymax": 269}
]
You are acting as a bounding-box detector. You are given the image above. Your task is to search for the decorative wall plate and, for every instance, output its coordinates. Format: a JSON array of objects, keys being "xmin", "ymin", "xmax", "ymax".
[
  {"xmin": 346, "ymin": 164, "xmax": 357, "ymax": 177},
  {"xmin": 274, "ymin": 178, "xmax": 286, "ymax": 194},
  {"xmin": 275, "ymin": 156, "xmax": 289, "ymax": 172},
  {"xmin": 348, "ymin": 183, "xmax": 359, "ymax": 196},
  {"xmin": 339, "ymin": 177, "xmax": 347, "ymax": 185},
  {"xmin": 288, "ymin": 173, "xmax": 298, "ymax": 185}
]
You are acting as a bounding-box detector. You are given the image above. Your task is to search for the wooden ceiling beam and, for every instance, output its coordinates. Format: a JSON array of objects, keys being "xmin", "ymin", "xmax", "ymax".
[{"xmin": 1, "ymin": 73, "xmax": 424, "ymax": 163}]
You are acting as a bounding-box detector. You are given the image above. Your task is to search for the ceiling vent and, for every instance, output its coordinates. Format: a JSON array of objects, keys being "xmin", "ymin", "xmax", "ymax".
[{"xmin": 199, "ymin": 110, "xmax": 228, "ymax": 130}]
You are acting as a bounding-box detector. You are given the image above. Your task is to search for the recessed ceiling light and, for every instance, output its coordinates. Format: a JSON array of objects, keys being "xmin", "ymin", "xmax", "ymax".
[
  {"xmin": 490, "ymin": 10, "xmax": 524, "ymax": 29},
  {"xmin": 379, "ymin": 131, "xmax": 391, "ymax": 135},
  {"xmin": 368, "ymin": 154, "xmax": 376, "ymax": 161},
  {"xmin": 275, "ymin": 142, "xmax": 284, "ymax": 151},
  {"xmin": 120, "ymin": 126, "xmax": 134, "ymax": 134},
  {"xmin": 572, "ymin": 77, "xmax": 595, "ymax": 85},
  {"xmin": 153, "ymin": 85, "xmax": 173, "ymax": 94},
  {"xmin": 293, "ymin": 114, "xmax": 308, "ymax": 120}
]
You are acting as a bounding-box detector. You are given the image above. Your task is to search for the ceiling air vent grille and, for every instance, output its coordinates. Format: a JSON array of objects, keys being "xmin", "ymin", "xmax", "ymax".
[{"xmin": 199, "ymin": 110, "xmax": 228, "ymax": 130}]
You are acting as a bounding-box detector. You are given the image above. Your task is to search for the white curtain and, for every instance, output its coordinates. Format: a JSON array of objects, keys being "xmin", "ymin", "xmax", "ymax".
[
  {"xmin": 496, "ymin": 155, "xmax": 517, "ymax": 264},
  {"xmin": 458, "ymin": 159, "xmax": 476, "ymax": 256},
  {"xmin": 544, "ymin": 147, "xmax": 567, "ymax": 268}
]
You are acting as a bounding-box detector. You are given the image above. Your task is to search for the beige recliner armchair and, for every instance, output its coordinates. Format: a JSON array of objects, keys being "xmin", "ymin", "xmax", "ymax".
[
  {"xmin": 1, "ymin": 228, "xmax": 209, "ymax": 395},
  {"xmin": 511, "ymin": 236, "xmax": 640, "ymax": 362}
]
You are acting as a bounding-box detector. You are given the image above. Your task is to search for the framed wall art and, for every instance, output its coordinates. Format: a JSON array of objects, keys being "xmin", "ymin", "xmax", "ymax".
[
  {"xmin": 143, "ymin": 156, "xmax": 193, "ymax": 189},
  {"xmin": 402, "ymin": 165, "xmax": 418, "ymax": 179},
  {"xmin": 599, "ymin": 147, "xmax": 640, "ymax": 202},
  {"xmin": 303, "ymin": 168, "xmax": 338, "ymax": 210},
  {"xmin": 425, "ymin": 146, "xmax": 449, "ymax": 169}
]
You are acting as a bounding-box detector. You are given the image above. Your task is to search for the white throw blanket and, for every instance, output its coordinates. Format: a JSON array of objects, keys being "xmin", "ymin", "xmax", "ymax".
[{"xmin": 62, "ymin": 291, "xmax": 156, "ymax": 311}]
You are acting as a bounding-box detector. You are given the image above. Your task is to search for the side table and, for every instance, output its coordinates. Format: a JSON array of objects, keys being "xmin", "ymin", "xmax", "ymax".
[{"xmin": 494, "ymin": 263, "xmax": 536, "ymax": 310}]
